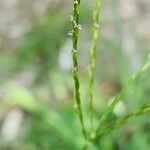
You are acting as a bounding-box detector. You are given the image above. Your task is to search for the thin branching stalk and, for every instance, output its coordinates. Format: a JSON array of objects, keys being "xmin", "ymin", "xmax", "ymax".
[
  {"xmin": 96, "ymin": 54, "xmax": 150, "ymax": 133},
  {"xmin": 69, "ymin": 0, "xmax": 150, "ymax": 148},
  {"xmin": 96, "ymin": 102, "xmax": 150, "ymax": 138},
  {"xmin": 71, "ymin": 0, "xmax": 87, "ymax": 139},
  {"xmin": 88, "ymin": 0, "xmax": 101, "ymax": 131}
]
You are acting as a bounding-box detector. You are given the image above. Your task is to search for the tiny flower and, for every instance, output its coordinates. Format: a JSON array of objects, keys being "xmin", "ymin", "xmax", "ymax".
[
  {"xmin": 68, "ymin": 31, "xmax": 73, "ymax": 36},
  {"xmin": 73, "ymin": 20, "xmax": 78, "ymax": 28},
  {"xmin": 70, "ymin": 15, "xmax": 74, "ymax": 22},
  {"xmin": 74, "ymin": 0, "xmax": 78, "ymax": 5},
  {"xmin": 77, "ymin": 24, "xmax": 82, "ymax": 30},
  {"xmin": 73, "ymin": 49, "xmax": 77, "ymax": 53}
]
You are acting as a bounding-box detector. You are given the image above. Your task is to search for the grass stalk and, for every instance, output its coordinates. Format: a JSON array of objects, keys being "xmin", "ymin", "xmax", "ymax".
[
  {"xmin": 96, "ymin": 54, "xmax": 150, "ymax": 133},
  {"xmin": 88, "ymin": 0, "xmax": 101, "ymax": 131},
  {"xmin": 71, "ymin": 0, "xmax": 87, "ymax": 139},
  {"xmin": 70, "ymin": 0, "xmax": 150, "ymax": 147}
]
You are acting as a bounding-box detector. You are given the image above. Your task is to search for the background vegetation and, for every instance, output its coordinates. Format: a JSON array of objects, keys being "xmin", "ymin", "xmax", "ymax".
[{"xmin": 0, "ymin": 0, "xmax": 150, "ymax": 149}]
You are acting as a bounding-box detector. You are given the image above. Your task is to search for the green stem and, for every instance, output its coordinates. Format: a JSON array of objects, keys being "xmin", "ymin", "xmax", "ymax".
[
  {"xmin": 96, "ymin": 54, "xmax": 150, "ymax": 133},
  {"xmin": 96, "ymin": 102, "xmax": 150, "ymax": 138},
  {"xmin": 71, "ymin": 0, "xmax": 87, "ymax": 139},
  {"xmin": 88, "ymin": 0, "xmax": 101, "ymax": 131}
]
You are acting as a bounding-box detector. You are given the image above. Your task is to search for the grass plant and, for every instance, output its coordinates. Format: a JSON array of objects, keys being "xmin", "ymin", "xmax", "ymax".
[{"xmin": 70, "ymin": 0, "xmax": 150, "ymax": 149}]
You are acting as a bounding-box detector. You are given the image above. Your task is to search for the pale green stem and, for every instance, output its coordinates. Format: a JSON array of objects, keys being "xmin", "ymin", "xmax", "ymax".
[
  {"xmin": 88, "ymin": 0, "xmax": 101, "ymax": 131},
  {"xmin": 71, "ymin": 0, "xmax": 87, "ymax": 139}
]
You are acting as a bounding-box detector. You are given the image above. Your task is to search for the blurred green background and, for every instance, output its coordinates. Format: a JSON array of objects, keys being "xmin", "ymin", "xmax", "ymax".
[{"xmin": 0, "ymin": 0, "xmax": 150, "ymax": 149}]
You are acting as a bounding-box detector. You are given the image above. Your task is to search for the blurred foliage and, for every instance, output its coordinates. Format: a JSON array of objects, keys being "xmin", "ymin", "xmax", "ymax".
[{"xmin": 16, "ymin": 13, "xmax": 68, "ymax": 80}]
